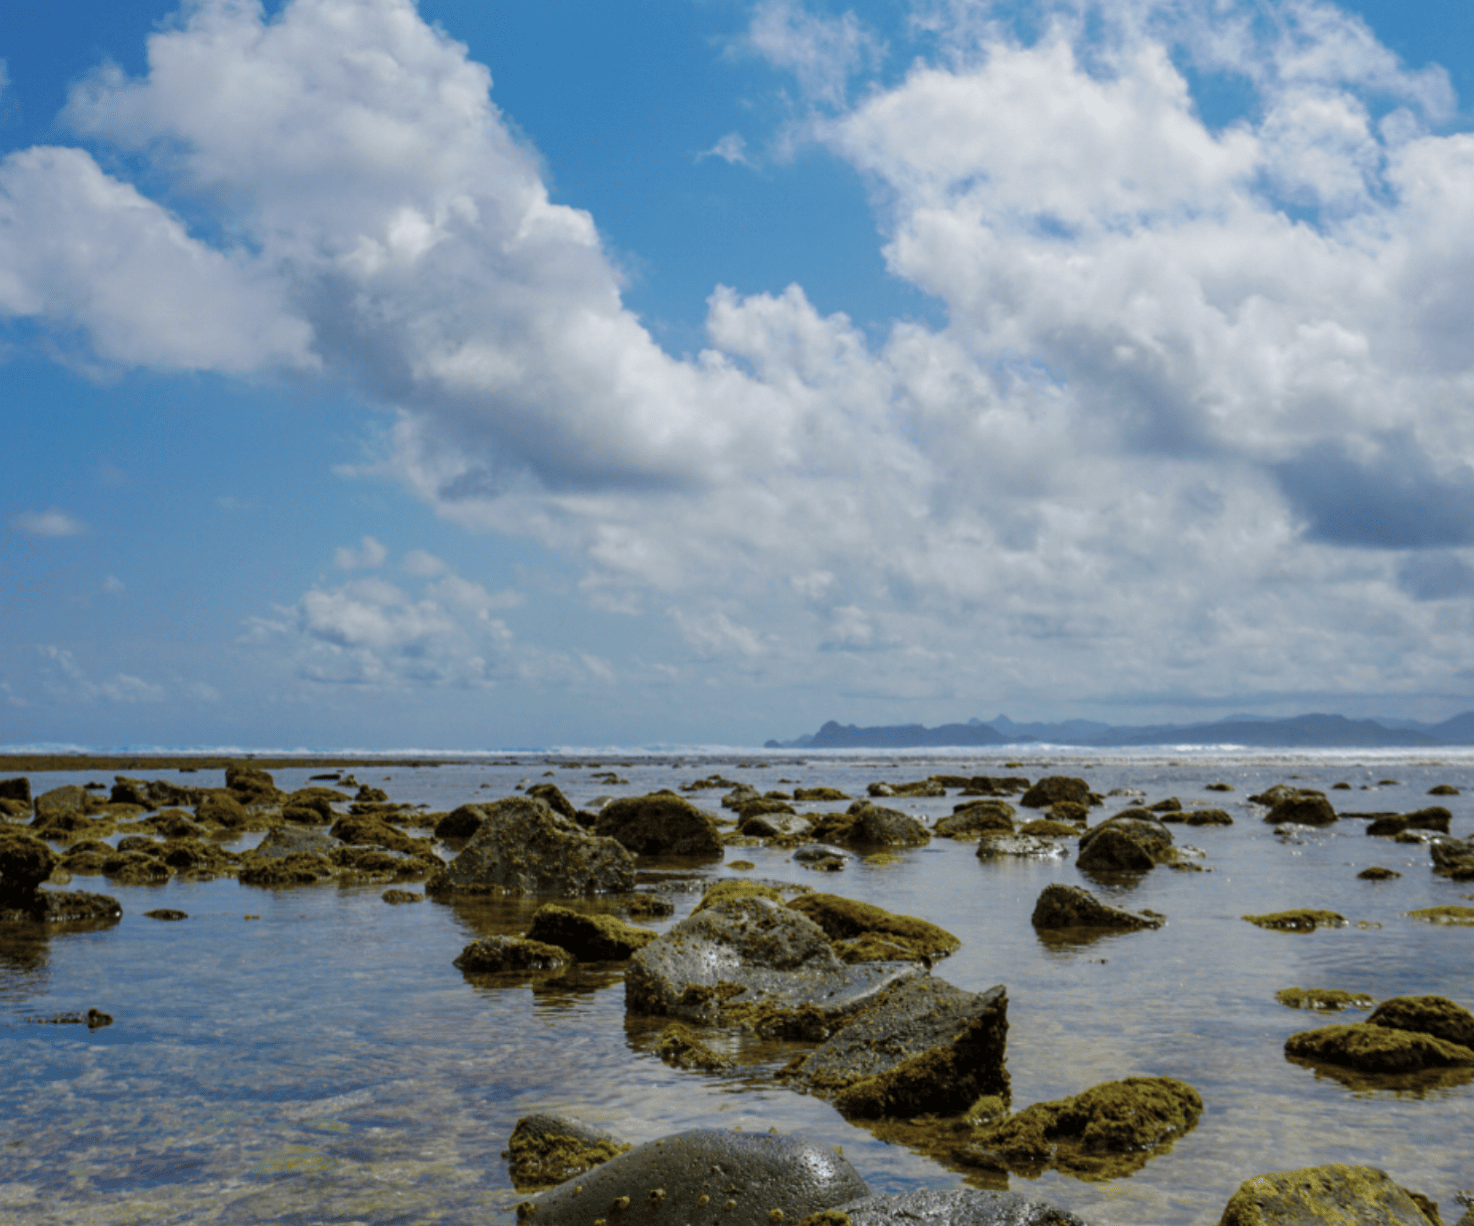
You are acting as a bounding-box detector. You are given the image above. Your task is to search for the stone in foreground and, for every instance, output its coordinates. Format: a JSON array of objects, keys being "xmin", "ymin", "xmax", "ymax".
[
  {"xmin": 1217, "ymin": 1164, "xmax": 1440, "ymax": 1226},
  {"xmin": 1031, "ymin": 884, "xmax": 1163, "ymax": 932},
  {"xmin": 784, "ymin": 976, "xmax": 1010, "ymax": 1118},
  {"xmin": 1366, "ymin": 995, "xmax": 1474, "ymax": 1049},
  {"xmin": 428, "ymin": 797, "xmax": 634, "ymax": 897},
  {"xmin": 523, "ymin": 1128, "xmax": 869, "ymax": 1226},
  {"xmin": 825, "ymin": 1188, "xmax": 1093, "ymax": 1225}
]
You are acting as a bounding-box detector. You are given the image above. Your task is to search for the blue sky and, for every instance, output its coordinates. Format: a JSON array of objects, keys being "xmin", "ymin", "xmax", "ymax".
[{"xmin": 3, "ymin": 0, "xmax": 1474, "ymax": 749}]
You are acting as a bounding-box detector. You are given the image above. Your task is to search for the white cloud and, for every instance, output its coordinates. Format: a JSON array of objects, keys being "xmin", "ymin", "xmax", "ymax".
[
  {"xmin": 102, "ymin": 573, "xmax": 126, "ymax": 594},
  {"xmin": 741, "ymin": 0, "xmax": 885, "ymax": 109},
  {"xmin": 700, "ymin": 133, "xmax": 754, "ymax": 166},
  {"xmin": 333, "ymin": 535, "xmax": 389, "ymax": 570},
  {"xmin": 402, "ymin": 548, "xmax": 448, "ymax": 576},
  {"xmin": 10, "ymin": 507, "xmax": 88, "ymax": 537},
  {"xmin": 37, "ymin": 646, "xmax": 166, "ymax": 703}
]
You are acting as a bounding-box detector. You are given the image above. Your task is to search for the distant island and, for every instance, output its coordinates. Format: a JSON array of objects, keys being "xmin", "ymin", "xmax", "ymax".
[{"xmin": 765, "ymin": 711, "xmax": 1474, "ymax": 750}]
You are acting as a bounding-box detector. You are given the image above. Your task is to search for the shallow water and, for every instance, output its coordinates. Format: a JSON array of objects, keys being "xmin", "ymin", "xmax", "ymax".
[{"xmin": 3, "ymin": 750, "xmax": 1473, "ymax": 1225}]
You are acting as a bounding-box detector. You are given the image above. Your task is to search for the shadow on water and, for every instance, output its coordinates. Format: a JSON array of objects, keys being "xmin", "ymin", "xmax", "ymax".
[{"xmin": 1283, "ymin": 1054, "xmax": 1474, "ymax": 1097}]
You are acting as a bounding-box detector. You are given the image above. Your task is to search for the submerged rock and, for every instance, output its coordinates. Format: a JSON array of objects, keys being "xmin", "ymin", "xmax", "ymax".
[
  {"xmin": 524, "ymin": 1128, "xmax": 869, "ymax": 1226},
  {"xmin": 654, "ymin": 1022, "xmax": 733, "ymax": 1072},
  {"xmin": 1359, "ymin": 866, "xmax": 1402, "ymax": 880},
  {"xmin": 1031, "ymin": 884, "xmax": 1163, "ymax": 932},
  {"xmin": 144, "ymin": 909, "xmax": 187, "ymax": 921},
  {"xmin": 826, "ymin": 1188, "xmax": 1093, "ymax": 1226},
  {"xmin": 786, "ymin": 977, "xmax": 1010, "ymax": 1119},
  {"xmin": 1285, "ymin": 1022, "xmax": 1474, "ymax": 1073},
  {"xmin": 1218, "ymin": 1165, "xmax": 1441, "ymax": 1226},
  {"xmin": 786, "ymin": 893, "xmax": 961, "ymax": 964},
  {"xmin": 1076, "ymin": 812, "xmax": 1175, "ymax": 872},
  {"xmin": 1367, "ymin": 995, "xmax": 1474, "ymax": 1048},
  {"xmin": 381, "ymin": 889, "xmax": 422, "ymax": 904},
  {"xmin": 1275, "ymin": 988, "xmax": 1374, "ymax": 1011},
  {"xmin": 429, "ymin": 797, "xmax": 634, "ymax": 897},
  {"xmin": 959, "ymin": 1076, "xmax": 1201, "ymax": 1180},
  {"xmin": 505, "ymin": 1112, "xmax": 632, "ymax": 1192},
  {"xmin": 525, "ymin": 903, "xmax": 656, "ymax": 961},
  {"xmin": 626, "ymin": 896, "xmax": 920, "ymax": 1033},
  {"xmin": 454, "ymin": 935, "xmax": 574, "ymax": 974},
  {"xmin": 1242, "ymin": 909, "xmax": 1347, "ymax": 931}
]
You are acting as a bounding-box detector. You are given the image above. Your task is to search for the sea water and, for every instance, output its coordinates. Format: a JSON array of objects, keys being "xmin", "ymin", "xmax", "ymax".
[{"xmin": 1, "ymin": 749, "xmax": 1471, "ymax": 1225}]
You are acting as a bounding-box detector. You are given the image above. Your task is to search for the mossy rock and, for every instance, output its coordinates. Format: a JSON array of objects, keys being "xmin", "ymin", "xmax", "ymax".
[
  {"xmin": 328, "ymin": 812, "xmax": 423, "ymax": 854},
  {"xmin": 1402, "ymin": 906, "xmax": 1474, "ymax": 925},
  {"xmin": 1206, "ymin": 782, "xmax": 1234, "ymax": 792},
  {"xmin": 1243, "ymin": 909, "xmax": 1346, "ymax": 931},
  {"xmin": 862, "ymin": 853, "xmax": 902, "ymax": 866},
  {"xmin": 1181, "ymin": 808, "xmax": 1233, "ymax": 826},
  {"xmin": 622, "ymin": 891, "xmax": 675, "ymax": 917},
  {"xmin": 786, "ymin": 893, "xmax": 960, "ymax": 963},
  {"xmin": 1285, "ymin": 1022, "xmax": 1474, "ymax": 1073},
  {"xmin": 1019, "ymin": 777, "xmax": 1090, "ymax": 809},
  {"xmin": 194, "ymin": 792, "xmax": 252, "ymax": 829},
  {"xmin": 1018, "ymin": 819, "xmax": 1078, "ymax": 838},
  {"xmin": 694, "ymin": 879, "xmax": 787, "ymax": 912},
  {"xmin": 139, "ymin": 809, "xmax": 206, "ymax": 839},
  {"xmin": 1148, "ymin": 797, "xmax": 1182, "ymax": 812},
  {"xmin": 654, "ymin": 1022, "xmax": 732, "ymax": 1071},
  {"xmin": 594, "ymin": 792, "xmax": 723, "ymax": 857},
  {"xmin": 525, "ymin": 903, "xmax": 656, "ymax": 960},
  {"xmin": 238, "ymin": 851, "xmax": 336, "ymax": 886},
  {"xmin": 962, "ymin": 1076, "xmax": 1202, "ymax": 1180},
  {"xmin": 100, "ymin": 851, "xmax": 170, "ymax": 884},
  {"xmin": 158, "ymin": 838, "xmax": 240, "ymax": 877},
  {"xmin": 1276, "ymin": 988, "xmax": 1374, "ymax": 1011},
  {"xmin": 0, "ymin": 829, "xmax": 58, "ymax": 895},
  {"xmin": 1031, "ymin": 883, "xmax": 1163, "ymax": 932},
  {"xmin": 525, "ymin": 782, "xmax": 577, "ymax": 820},
  {"xmin": 934, "ymin": 801, "xmax": 1015, "ymax": 839},
  {"xmin": 1367, "ymin": 995, "xmax": 1474, "ymax": 1047},
  {"xmin": 1358, "ymin": 866, "xmax": 1401, "ymax": 880},
  {"xmin": 1429, "ymin": 784, "xmax": 1460, "ymax": 796},
  {"xmin": 504, "ymin": 1112, "xmax": 631, "ymax": 1192},
  {"xmin": 382, "ymin": 889, "xmax": 422, "ymax": 904},
  {"xmin": 331, "ymin": 845, "xmax": 430, "ymax": 878},
  {"xmin": 454, "ymin": 935, "xmax": 573, "ymax": 974},
  {"xmin": 794, "ymin": 788, "xmax": 849, "ymax": 802},
  {"xmin": 1219, "ymin": 1164, "xmax": 1445, "ymax": 1226},
  {"xmin": 1076, "ymin": 812, "xmax": 1174, "ymax": 872},
  {"xmin": 1264, "ymin": 792, "xmax": 1337, "ymax": 826}
]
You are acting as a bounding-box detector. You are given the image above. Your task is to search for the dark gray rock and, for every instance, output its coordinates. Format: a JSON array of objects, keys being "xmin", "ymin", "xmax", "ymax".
[
  {"xmin": 936, "ymin": 801, "xmax": 1016, "ymax": 838},
  {"xmin": 0, "ymin": 777, "xmax": 31, "ymax": 803},
  {"xmin": 428, "ymin": 796, "xmax": 634, "ymax": 896},
  {"xmin": 594, "ymin": 792, "xmax": 723, "ymax": 857},
  {"xmin": 1076, "ymin": 812, "xmax": 1174, "ymax": 872},
  {"xmin": 722, "ymin": 783, "xmax": 762, "ymax": 809},
  {"xmin": 1020, "ymin": 777, "xmax": 1091, "ymax": 809},
  {"xmin": 0, "ymin": 889, "xmax": 122, "ymax": 924},
  {"xmin": 793, "ymin": 844, "xmax": 852, "ymax": 864},
  {"xmin": 1031, "ymin": 884, "xmax": 1163, "ymax": 931},
  {"xmin": 845, "ymin": 801, "xmax": 929, "ymax": 847},
  {"xmin": 1264, "ymin": 791, "xmax": 1337, "ymax": 825},
  {"xmin": 834, "ymin": 1188, "xmax": 1092, "ymax": 1226},
  {"xmin": 434, "ymin": 804, "xmax": 487, "ymax": 839},
  {"xmin": 251, "ymin": 826, "xmax": 337, "ymax": 860},
  {"xmin": 1431, "ymin": 836, "xmax": 1474, "ymax": 879},
  {"xmin": 737, "ymin": 812, "xmax": 811, "ymax": 838},
  {"xmin": 524, "ymin": 1128, "xmax": 868, "ymax": 1226},
  {"xmin": 625, "ymin": 896, "xmax": 919, "ymax": 1025},
  {"xmin": 783, "ymin": 976, "xmax": 1010, "ymax": 1118}
]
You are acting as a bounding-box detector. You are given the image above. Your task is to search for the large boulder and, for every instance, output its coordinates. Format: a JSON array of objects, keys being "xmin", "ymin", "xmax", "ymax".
[
  {"xmin": 829, "ymin": 1188, "xmax": 1092, "ymax": 1226},
  {"xmin": 526, "ymin": 783, "xmax": 578, "ymax": 821},
  {"xmin": 626, "ymin": 896, "xmax": 920, "ymax": 1032},
  {"xmin": 525, "ymin": 903, "xmax": 656, "ymax": 960},
  {"xmin": 783, "ymin": 976, "xmax": 1010, "ymax": 1119},
  {"xmin": 1367, "ymin": 995, "xmax": 1474, "ymax": 1049},
  {"xmin": 1284, "ymin": 1023, "xmax": 1474, "ymax": 1073},
  {"xmin": 594, "ymin": 792, "xmax": 723, "ymax": 857},
  {"xmin": 1031, "ymin": 884, "xmax": 1164, "ymax": 932},
  {"xmin": 961, "ymin": 1076, "xmax": 1201, "ymax": 1180},
  {"xmin": 1076, "ymin": 811, "xmax": 1175, "ymax": 872},
  {"xmin": 786, "ymin": 893, "xmax": 960, "ymax": 964},
  {"xmin": 1020, "ymin": 777, "xmax": 1091, "ymax": 809},
  {"xmin": 0, "ymin": 830, "xmax": 58, "ymax": 897},
  {"xmin": 1218, "ymin": 1165, "xmax": 1441, "ymax": 1226},
  {"xmin": 524, "ymin": 1128, "xmax": 869, "ymax": 1226},
  {"xmin": 1263, "ymin": 791, "xmax": 1337, "ymax": 826},
  {"xmin": 428, "ymin": 796, "xmax": 634, "ymax": 896}
]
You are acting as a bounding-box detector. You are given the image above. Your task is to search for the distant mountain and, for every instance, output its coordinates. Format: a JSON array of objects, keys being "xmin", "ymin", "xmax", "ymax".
[{"xmin": 764, "ymin": 710, "xmax": 1474, "ymax": 749}]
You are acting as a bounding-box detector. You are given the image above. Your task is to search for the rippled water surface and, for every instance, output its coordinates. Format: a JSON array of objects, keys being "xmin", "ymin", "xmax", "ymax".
[{"xmin": 3, "ymin": 750, "xmax": 1472, "ymax": 1225}]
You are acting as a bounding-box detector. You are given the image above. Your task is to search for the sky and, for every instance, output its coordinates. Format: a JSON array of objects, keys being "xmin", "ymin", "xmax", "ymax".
[{"xmin": 3, "ymin": 0, "xmax": 1474, "ymax": 750}]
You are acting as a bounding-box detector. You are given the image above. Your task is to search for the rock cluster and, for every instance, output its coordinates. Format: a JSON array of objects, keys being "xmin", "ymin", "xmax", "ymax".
[
  {"xmin": 1285, "ymin": 994, "xmax": 1474, "ymax": 1075},
  {"xmin": 0, "ymin": 829, "xmax": 120, "ymax": 924}
]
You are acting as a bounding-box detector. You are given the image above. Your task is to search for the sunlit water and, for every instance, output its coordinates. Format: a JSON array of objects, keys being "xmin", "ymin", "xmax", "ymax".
[{"xmin": 2, "ymin": 750, "xmax": 1472, "ymax": 1225}]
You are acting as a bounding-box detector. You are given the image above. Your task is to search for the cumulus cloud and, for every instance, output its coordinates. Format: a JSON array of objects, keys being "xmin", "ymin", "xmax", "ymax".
[
  {"xmin": 10, "ymin": 508, "xmax": 88, "ymax": 537},
  {"xmin": 6, "ymin": 0, "xmax": 1474, "ymax": 715}
]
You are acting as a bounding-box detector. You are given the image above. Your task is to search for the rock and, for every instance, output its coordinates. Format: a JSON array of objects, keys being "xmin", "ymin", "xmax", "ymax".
[
  {"xmin": 1285, "ymin": 1023, "xmax": 1474, "ymax": 1073},
  {"xmin": 330, "ymin": 845, "xmax": 429, "ymax": 879},
  {"xmin": 935, "ymin": 801, "xmax": 1016, "ymax": 839},
  {"xmin": 526, "ymin": 783, "xmax": 578, "ymax": 820},
  {"xmin": 785, "ymin": 977, "xmax": 1010, "ymax": 1119},
  {"xmin": 1370, "ymin": 808, "xmax": 1453, "ymax": 837},
  {"xmin": 654, "ymin": 1023, "xmax": 733, "ymax": 1071},
  {"xmin": 1276, "ymin": 988, "xmax": 1374, "ymax": 1010},
  {"xmin": 328, "ymin": 812, "xmax": 423, "ymax": 854},
  {"xmin": 29, "ymin": 1007, "xmax": 113, "ymax": 1029},
  {"xmin": 1218, "ymin": 1165, "xmax": 1443, "ymax": 1226},
  {"xmin": 505, "ymin": 1112, "xmax": 633, "ymax": 1192},
  {"xmin": 1243, "ymin": 909, "xmax": 1346, "ymax": 931},
  {"xmin": 845, "ymin": 801, "xmax": 929, "ymax": 847},
  {"xmin": 381, "ymin": 889, "xmax": 423, "ymax": 904},
  {"xmin": 622, "ymin": 892, "xmax": 675, "ymax": 918},
  {"xmin": 1404, "ymin": 905, "xmax": 1474, "ymax": 924},
  {"xmin": 1207, "ymin": 782, "xmax": 1234, "ymax": 792},
  {"xmin": 1018, "ymin": 819, "xmax": 1079, "ymax": 838},
  {"xmin": 524, "ymin": 1128, "xmax": 869, "ymax": 1226},
  {"xmin": 795, "ymin": 788, "xmax": 849, "ymax": 802},
  {"xmin": 525, "ymin": 903, "xmax": 656, "ymax": 960},
  {"xmin": 158, "ymin": 838, "xmax": 239, "ymax": 877},
  {"xmin": 962, "ymin": 1076, "xmax": 1201, "ymax": 1179},
  {"xmin": 355, "ymin": 785, "xmax": 389, "ymax": 803},
  {"xmin": 1045, "ymin": 801, "xmax": 1090, "ymax": 824},
  {"xmin": 435, "ymin": 805, "xmax": 487, "ymax": 839},
  {"xmin": 0, "ymin": 777, "xmax": 31, "ymax": 804},
  {"xmin": 869, "ymin": 780, "xmax": 945, "ymax": 798},
  {"xmin": 734, "ymin": 797, "xmax": 799, "ymax": 822},
  {"xmin": 1148, "ymin": 797, "xmax": 1182, "ymax": 812},
  {"xmin": 225, "ymin": 764, "xmax": 280, "ymax": 804},
  {"xmin": 134, "ymin": 809, "xmax": 205, "ymax": 839},
  {"xmin": 57, "ymin": 840, "xmax": 113, "ymax": 875},
  {"xmin": 453, "ymin": 935, "xmax": 573, "ymax": 974},
  {"xmin": 1367, "ymin": 995, "xmax": 1474, "ymax": 1048},
  {"xmin": 109, "ymin": 777, "xmax": 198, "ymax": 809},
  {"xmin": 1030, "ymin": 884, "xmax": 1163, "ymax": 931},
  {"xmin": 1431, "ymin": 837, "xmax": 1474, "ymax": 880},
  {"xmin": 823, "ymin": 1188, "xmax": 1092, "ymax": 1226},
  {"xmin": 1359, "ymin": 866, "xmax": 1401, "ymax": 880},
  {"xmin": 794, "ymin": 844, "xmax": 852, "ymax": 865},
  {"xmin": 428, "ymin": 797, "xmax": 635, "ymax": 897},
  {"xmin": 252, "ymin": 826, "xmax": 337, "ymax": 859},
  {"xmin": 1429, "ymin": 784, "xmax": 1460, "ymax": 796},
  {"xmin": 1076, "ymin": 812, "xmax": 1174, "ymax": 872},
  {"xmin": 695, "ymin": 880, "xmax": 787, "ymax": 911},
  {"xmin": 238, "ymin": 851, "xmax": 336, "ymax": 886},
  {"xmin": 722, "ymin": 784, "xmax": 763, "ymax": 809},
  {"xmin": 0, "ymin": 888, "xmax": 122, "ymax": 924},
  {"xmin": 1264, "ymin": 792, "xmax": 1337, "ymax": 826},
  {"xmin": 144, "ymin": 909, "xmax": 188, "ymax": 920},
  {"xmin": 786, "ymin": 893, "xmax": 961, "ymax": 963},
  {"xmin": 101, "ymin": 851, "xmax": 169, "ymax": 884},
  {"xmin": 194, "ymin": 792, "xmax": 253, "ymax": 830},
  {"xmin": 626, "ymin": 896, "xmax": 920, "ymax": 1033},
  {"xmin": 738, "ymin": 812, "xmax": 812, "ymax": 839},
  {"xmin": 1020, "ymin": 777, "xmax": 1090, "ymax": 809},
  {"xmin": 867, "ymin": 781, "xmax": 896, "ymax": 797},
  {"xmin": 0, "ymin": 830, "xmax": 59, "ymax": 896},
  {"xmin": 33, "ymin": 786, "xmax": 92, "ymax": 826},
  {"xmin": 1178, "ymin": 808, "xmax": 1233, "ymax": 826},
  {"xmin": 975, "ymin": 834, "xmax": 1068, "ymax": 861},
  {"xmin": 594, "ymin": 792, "xmax": 723, "ymax": 857}
]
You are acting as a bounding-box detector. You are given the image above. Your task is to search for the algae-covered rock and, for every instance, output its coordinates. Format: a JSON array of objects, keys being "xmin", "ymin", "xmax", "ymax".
[
  {"xmin": 57, "ymin": 839, "xmax": 113, "ymax": 876},
  {"xmin": 823, "ymin": 1188, "xmax": 1092, "ymax": 1226},
  {"xmin": 1243, "ymin": 909, "xmax": 1347, "ymax": 931},
  {"xmin": 382, "ymin": 889, "xmax": 422, "ymax": 904},
  {"xmin": 1020, "ymin": 777, "xmax": 1090, "ymax": 809},
  {"xmin": 1370, "ymin": 808, "xmax": 1453, "ymax": 838},
  {"xmin": 1430, "ymin": 837, "xmax": 1474, "ymax": 880},
  {"xmin": 252, "ymin": 826, "xmax": 337, "ymax": 859},
  {"xmin": 1179, "ymin": 808, "xmax": 1233, "ymax": 826},
  {"xmin": 1359, "ymin": 866, "xmax": 1401, "ymax": 880},
  {"xmin": 523, "ymin": 1128, "xmax": 869, "ymax": 1226},
  {"xmin": 194, "ymin": 792, "xmax": 254, "ymax": 830},
  {"xmin": 0, "ymin": 888, "xmax": 122, "ymax": 924},
  {"xmin": 695, "ymin": 880, "xmax": 787, "ymax": 911},
  {"xmin": 101, "ymin": 850, "xmax": 170, "ymax": 884},
  {"xmin": 526, "ymin": 782, "xmax": 578, "ymax": 820},
  {"xmin": 1276, "ymin": 988, "xmax": 1374, "ymax": 1011},
  {"xmin": 429, "ymin": 796, "xmax": 634, "ymax": 897},
  {"xmin": 1018, "ymin": 819, "xmax": 1080, "ymax": 838},
  {"xmin": 328, "ymin": 812, "xmax": 423, "ymax": 854},
  {"xmin": 1264, "ymin": 792, "xmax": 1337, "ymax": 826},
  {"xmin": 0, "ymin": 777, "xmax": 31, "ymax": 804},
  {"xmin": 1218, "ymin": 1164, "xmax": 1442, "ymax": 1226},
  {"xmin": 0, "ymin": 830, "xmax": 58, "ymax": 896},
  {"xmin": 225, "ymin": 764, "xmax": 280, "ymax": 804},
  {"xmin": 786, "ymin": 893, "xmax": 961, "ymax": 963},
  {"xmin": 435, "ymin": 805, "xmax": 488, "ymax": 839},
  {"xmin": 935, "ymin": 802, "xmax": 1016, "ymax": 839},
  {"xmin": 785, "ymin": 977, "xmax": 1009, "ymax": 1119},
  {"xmin": 626, "ymin": 896, "xmax": 920, "ymax": 1031},
  {"xmin": 238, "ymin": 851, "xmax": 336, "ymax": 886},
  {"xmin": 622, "ymin": 891, "xmax": 675, "ymax": 918},
  {"xmin": 654, "ymin": 1023, "xmax": 733, "ymax": 1071},
  {"xmin": 844, "ymin": 801, "xmax": 930, "ymax": 848},
  {"xmin": 505, "ymin": 1112, "xmax": 632, "ymax": 1192},
  {"xmin": 1403, "ymin": 905, "xmax": 1474, "ymax": 924},
  {"xmin": 454, "ymin": 935, "xmax": 573, "ymax": 974},
  {"xmin": 975, "ymin": 833, "xmax": 1069, "ymax": 861},
  {"xmin": 795, "ymin": 787, "xmax": 849, "ymax": 802},
  {"xmin": 593, "ymin": 791, "xmax": 723, "ymax": 857},
  {"xmin": 1430, "ymin": 784, "xmax": 1461, "ymax": 796},
  {"xmin": 525, "ymin": 903, "xmax": 656, "ymax": 960},
  {"xmin": 1076, "ymin": 812, "xmax": 1174, "ymax": 872},
  {"xmin": 1031, "ymin": 884, "xmax": 1163, "ymax": 932},
  {"xmin": 1285, "ymin": 1023, "xmax": 1474, "ymax": 1073},
  {"xmin": 738, "ymin": 811, "xmax": 812, "ymax": 839},
  {"xmin": 962, "ymin": 1076, "xmax": 1201, "ymax": 1180},
  {"xmin": 34, "ymin": 786, "xmax": 93, "ymax": 825},
  {"xmin": 137, "ymin": 809, "xmax": 206, "ymax": 839},
  {"xmin": 1367, "ymin": 995, "xmax": 1474, "ymax": 1048},
  {"xmin": 158, "ymin": 838, "xmax": 240, "ymax": 877}
]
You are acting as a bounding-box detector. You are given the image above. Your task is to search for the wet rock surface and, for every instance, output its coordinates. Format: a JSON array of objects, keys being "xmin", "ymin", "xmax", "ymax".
[
  {"xmin": 1366, "ymin": 995, "xmax": 1474, "ymax": 1048},
  {"xmin": 505, "ymin": 1112, "xmax": 632, "ymax": 1192},
  {"xmin": 1276, "ymin": 987, "xmax": 1374, "ymax": 1011},
  {"xmin": 1243, "ymin": 909, "xmax": 1347, "ymax": 931},
  {"xmin": 975, "ymin": 834, "xmax": 1069, "ymax": 861},
  {"xmin": 594, "ymin": 792, "xmax": 723, "ymax": 857},
  {"xmin": 0, "ymin": 887, "xmax": 122, "ymax": 924},
  {"xmin": 654, "ymin": 1022, "xmax": 733, "ymax": 1071},
  {"xmin": 1262, "ymin": 790, "xmax": 1338, "ymax": 826},
  {"xmin": 525, "ymin": 903, "xmax": 656, "ymax": 960},
  {"xmin": 935, "ymin": 801, "xmax": 1016, "ymax": 839},
  {"xmin": 524, "ymin": 1128, "xmax": 870, "ymax": 1226},
  {"xmin": 786, "ymin": 893, "xmax": 961, "ymax": 964},
  {"xmin": 454, "ymin": 935, "xmax": 575, "ymax": 974},
  {"xmin": 1431, "ymin": 836, "xmax": 1474, "ymax": 879},
  {"xmin": 1020, "ymin": 777, "xmax": 1091, "ymax": 809},
  {"xmin": 825, "ymin": 1189, "xmax": 1093, "ymax": 1225},
  {"xmin": 1075, "ymin": 812, "xmax": 1175, "ymax": 872},
  {"xmin": 1217, "ymin": 1164, "xmax": 1440, "ymax": 1226},
  {"xmin": 784, "ymin": 977, "xmax": 1010, "ymax": 1118},
  {"xmin": 1285, "ymin": 1022, "xmax": 1474, "ymax": 1074},
  {"xmin": 1030, "ymin": 883, "xmax": 1163, "ymax": 931}
]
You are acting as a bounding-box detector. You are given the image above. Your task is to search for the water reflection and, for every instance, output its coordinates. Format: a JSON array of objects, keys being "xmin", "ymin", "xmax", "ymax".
[{"xmin": 1283, "ymin": 1054, "xmax": 1474, "ymax": 1096}]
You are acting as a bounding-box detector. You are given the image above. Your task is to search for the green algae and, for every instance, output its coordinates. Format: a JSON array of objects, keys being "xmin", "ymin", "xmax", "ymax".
[
  {"xmin": 525, "ymin": 903, "xmax": 656, "ymax": 960},
  {"xmin": 1276, "ymin": 988, "xmax": 1375, "ymax": 1011},
  {"xmin": 784, "ymin": 893, "xmax": 961, "ymax": 963},
  {"xmin": 1243, "ymin": 909, "xmax": 1347, "ymax": 931},
  {"xmin": 693, "ymin": 880, "xmax": 786, "ymax": 912},
  {"xmin": 1403, "ymin": 906, "xmax": 1474, "ymax": 924},
  {"xmin": 505, "ymin": 1129, "xmax": 631, "ymax": 1192},
  {"xmin": 1219, "ymin": 1164, "xmax": 1445, "ymax": 1226},
  {"xmin": 654, "ymin": 1023, "xmax": 732, "ymax": 1071}
]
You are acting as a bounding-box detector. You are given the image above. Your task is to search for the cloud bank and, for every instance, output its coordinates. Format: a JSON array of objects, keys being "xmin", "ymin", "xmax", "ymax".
[{"xmin": 3, "ymin": 0, "xmax": 1474, "ymax": 718}]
